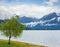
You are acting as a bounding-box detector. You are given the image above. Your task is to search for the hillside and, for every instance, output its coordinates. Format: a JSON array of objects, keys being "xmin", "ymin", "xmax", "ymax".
[{"xmin": 0, "ymin": 39, "xmax": 46, "ymax": 47}]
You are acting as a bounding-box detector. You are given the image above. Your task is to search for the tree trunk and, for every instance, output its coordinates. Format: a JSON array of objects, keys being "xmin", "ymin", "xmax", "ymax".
[{"xmin": 8, "ymin": 30, "xmax": 11, "ymax": 45}]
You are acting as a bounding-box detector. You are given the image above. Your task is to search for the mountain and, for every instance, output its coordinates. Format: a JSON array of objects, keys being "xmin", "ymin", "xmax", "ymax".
[
  {"xmin": 18, "ymin": 16, "xmax": 39, "ymax": 23},
  {"xmin": 0, "ymin": 12, "xmax": 60, "ymax": 30},
  {"xmin": 40, "ymin": 12, "xmax": 58, "ymax": 21},
  {"xmin": 32, "ymin": 12, "xmax": 60, "ymax": 30},
  {"xmin": 21, "ymin": 12, "xmax": 60, "ymax": 30},
  {"xmin": 40, "ymin": 12, "xmax": 59, "ymax": 24}
]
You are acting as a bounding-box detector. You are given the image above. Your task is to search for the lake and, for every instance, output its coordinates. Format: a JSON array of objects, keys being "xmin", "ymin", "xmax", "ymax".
[{"xmin": 0, "ymin": 30, "xmax": 60, "ymax": 47}]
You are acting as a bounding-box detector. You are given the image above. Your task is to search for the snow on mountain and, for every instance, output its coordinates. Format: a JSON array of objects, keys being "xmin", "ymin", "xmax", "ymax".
[
  {"xmin": 25, "ymin": 17, "xmax": 58, "ymax": 27},
  {"xmin": 58, "ymin": 17, "xmax": 60, "ymax": 22},
  {"xmin": 25, "ymin": 12, "xmax": 59, "ymax": 27},
  {"xmin": 57, "ymin": 13, "xmax": 60, "ymax": 16},
  {"xmin": 19, "ymin": 12, "xmax": 60, "ymax": 30},
  {"xmin": 45, "ymin": 23, "xmax": 57, "ymax": 26}
]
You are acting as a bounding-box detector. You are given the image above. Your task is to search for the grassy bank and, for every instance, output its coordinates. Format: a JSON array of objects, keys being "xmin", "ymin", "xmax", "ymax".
[{"xmin": 0, "ymin": 39, "xmax": 46, "ymax": 47}]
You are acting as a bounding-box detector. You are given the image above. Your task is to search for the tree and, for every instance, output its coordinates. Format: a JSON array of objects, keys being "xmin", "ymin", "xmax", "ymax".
[{"xmin": 0, "ymin": 16, "xmax": 25, "ymax": 45}]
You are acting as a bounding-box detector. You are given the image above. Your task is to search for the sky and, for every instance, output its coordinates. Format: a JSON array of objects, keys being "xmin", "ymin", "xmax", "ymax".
[{"xmin": 0, "ymin": 0, "xmax": 60, "ymax": 19}]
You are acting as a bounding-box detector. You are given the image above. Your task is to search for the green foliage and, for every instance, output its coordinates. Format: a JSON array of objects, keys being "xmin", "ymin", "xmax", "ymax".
[{"xmin": 0, "ymin": 16, "xmax": 25, "ymax": 37}]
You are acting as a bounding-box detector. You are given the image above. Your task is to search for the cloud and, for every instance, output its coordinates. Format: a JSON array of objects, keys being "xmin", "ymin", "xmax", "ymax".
[
  {"xmin": 46, "ymin": 0, "xmax": 59, "ymax": 6},
  {"xmin": 0, "ymin": 4, "xmax": 60, "ymax": 19}
]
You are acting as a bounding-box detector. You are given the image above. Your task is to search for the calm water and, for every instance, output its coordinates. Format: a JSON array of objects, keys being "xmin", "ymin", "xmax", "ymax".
[{"xmin": 0, "ymin": 30, "xmax": 60, "ymax": 47}]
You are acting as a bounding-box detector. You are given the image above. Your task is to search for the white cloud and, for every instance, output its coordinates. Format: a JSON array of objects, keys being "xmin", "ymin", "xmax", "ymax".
[
  {"xmin": 46, "ymin": 0, "xmax": 59, "ymax": 6},
  {"xmin": 0, "ymin": 4, "xmax": 60, "ymax": 19}
]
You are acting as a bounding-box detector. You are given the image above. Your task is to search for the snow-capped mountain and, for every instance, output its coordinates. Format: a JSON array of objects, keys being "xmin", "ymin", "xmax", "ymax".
[
  {"xmin": 19, "ymin": 12, "xmax": 60, "ymax": 30},
  {"xmin": 0, "ymin": 12, "xmax": 60, "ymax": 30}
]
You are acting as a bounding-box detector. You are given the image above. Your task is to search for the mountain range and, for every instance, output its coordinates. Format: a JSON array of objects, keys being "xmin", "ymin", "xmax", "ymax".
[
  {"xmin": 19, "ymin": 12, "xmax": 60, "ymax": 30},
  {"xmin": 0, "ymin": 12, "xmax": 60, "ymax": 30}
]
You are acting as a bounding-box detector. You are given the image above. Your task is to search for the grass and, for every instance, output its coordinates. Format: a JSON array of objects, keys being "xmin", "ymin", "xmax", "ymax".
[{"xmin": 0, "ymin": 39, "xmax": 46, "ymax": 47}]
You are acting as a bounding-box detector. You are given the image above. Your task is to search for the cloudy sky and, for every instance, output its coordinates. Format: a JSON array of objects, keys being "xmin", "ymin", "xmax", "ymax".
[{"xmin": 0, "ymin": 0, "xmax": 60, "ymax": 19}]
